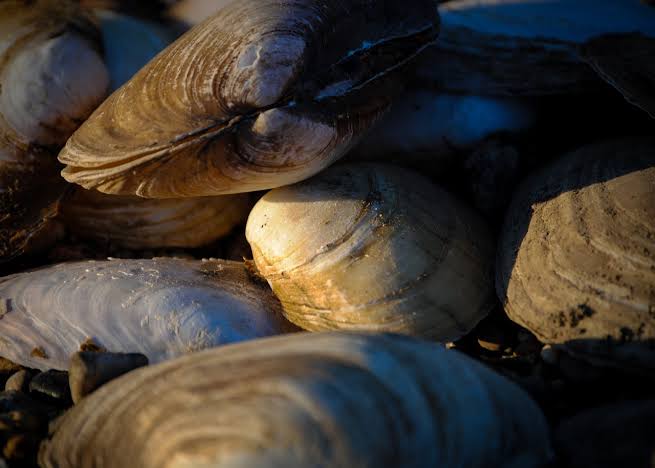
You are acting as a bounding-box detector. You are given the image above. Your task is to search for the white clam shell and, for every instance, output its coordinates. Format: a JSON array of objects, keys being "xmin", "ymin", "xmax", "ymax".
[
  {"xmin": 39, "ymin": 332, "xmax": 553, "ymax": 468},
  {"xmin": 246, "ymin": 163, "xmax": 495, "ymax": 341},
  {"xmin": 0, "ymin": 258, "xmax": 291, "ymax": 370}
]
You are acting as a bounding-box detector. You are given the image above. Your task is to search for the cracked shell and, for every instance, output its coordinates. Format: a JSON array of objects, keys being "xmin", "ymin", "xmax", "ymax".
[
  {"xmin": 246, "ymin": 163, "xmax": 495, "ymax": 341},
  {"xmin": 0, "ymin": 0, "xmax": 109, "ymax": 261},
  {"xmin": 0, "ymin": 258, "xmax": 293, "ymax": 371},
  {"xmin": 496, "ymin": 138, "xmax": 655, "ymax": 372},
  {"xmin": 39, "ymin": 332, "xmax": 552, "ymax": 468},
  {"xmin": 58, "ymin": 0, "xmax": 440, "ymax": 198},
  {"xmin": 60, "ymin": 188, "xmax": 250, "ymax": 249}
]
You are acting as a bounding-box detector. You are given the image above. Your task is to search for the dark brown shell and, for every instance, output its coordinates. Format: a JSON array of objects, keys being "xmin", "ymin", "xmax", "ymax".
[
  {"xmin": 0, "ymin": 0, "xmax": 109, "ymax": 261},
  {"xmin": 496, "ymin": 138, "xmax": 655, "ymax": 371},
  {"xmin": 59, "ymin": 0, "xmax": 440, "ymax": 197}
]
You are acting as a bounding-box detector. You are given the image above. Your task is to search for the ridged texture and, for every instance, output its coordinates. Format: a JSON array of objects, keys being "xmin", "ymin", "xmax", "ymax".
[
  {"xmin": 61, "ymin": 188, "xmax": 250, "ymax": 249},
  {"xmin": 246, "ymin": 163, "xmax": 495, "ymax": 341},
  {"xmin": 414, "ymin": 0, "xmax": 655, "ymax": 96},
  {"xmin": 580, "ymin": 33, "xmax": 655, "ymax": 119},
  {"xmin": 39, "ymin": 332, "xmax": 552, "ymax": 468},
  {"xmin": 59, "ymin": 0, "xmax": 440, "ymax": 197},
  {"xmin": 497, "ymin": 138, "xmax": 655, "ymax": 371},
  {"xmin": 0, "ymin": 0, "xmax": 109, "ymax": 261},
  {"xmin": 0, "ymin": 258, "xmax": 292, "ymax": 371}
]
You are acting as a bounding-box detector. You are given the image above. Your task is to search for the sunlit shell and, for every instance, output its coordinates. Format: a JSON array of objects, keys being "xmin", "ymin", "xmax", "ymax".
[
  {"xmin": 0, "ymin": 258, "xmax": 292, "ymax": 370},
  {"xmin": 60, "ymin": 188, "xmax": 250, "ymax": 249},
  {"xmin": 497, "ymin": 138, "xmax": 655, "ymax": 371},
  {"xmin": 39, "ymin": 332, "xmax": 552, "ymax": 468},
  {"xmin": 0, "ymin": 0, "xmax": 109, "ymax": 261},
  {"xmin": 414, "ymin": 0, "xmax": 655, "ymax": 96},
  {"xmin": 58, "ymin": 0, "xmax": 440, "ymax": 197},
  {"xmin": 246, "ymin": 163, "xmax": 495, "ymax": 341}
]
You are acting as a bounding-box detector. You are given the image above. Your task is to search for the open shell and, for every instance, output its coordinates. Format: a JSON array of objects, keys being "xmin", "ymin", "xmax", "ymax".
[
  {"xmin": 58, "ymin": 0, "xmax": 440, "ymax": 197},
  {"xmin": 414, "ymin": 0, "xmax": 655, "ymax": 96},
  {"xmin": 60, "ymin": 188, "xmax": 250, "ymax": 249},
  {"xmin": 246, "ymin": 163, "xmax": 495, "ymax": 341},
  {"xmin": 0, "ymin": 258, "xmax": 292, "ymax": 371},
  {"xmin": 496, "ymin": 138, "xmax": 655, "ymax": 371},
  {"xmin": 0, "ymin": 0, "xmax": 109, "ymax": 261},
  {"xmin": 39, "ymin": 332, "xmax": 552, "ymax": 468}
]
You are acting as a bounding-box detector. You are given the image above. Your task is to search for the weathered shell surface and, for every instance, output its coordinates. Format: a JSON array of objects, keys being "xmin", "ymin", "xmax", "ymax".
[
  {"xmin": 414, "ymin": 0, "xmax": 655, "ymax": 96},
  {"xmin": 97, "ymin": 10, "xmax": 173, "ymax": 91},
  {"xmin": 0, "ymin": 0, "xmax": 109, "ymax": 261},
  {"xmin": 580, "ymin": 33, "xmax": 655, "ymax": 119},
  {"xmin": 351, "ymin": 90, "xmax": 534, "ymax": 164},
  {"xmin": 60, "ymin": 188, "xmax": 250, "ymax": 249},
  {"xmin": 246, "ymin": 163, "xmax": 495, "ymax": 341},
  {"xmin": 0, "ymin": 258, "xmax": 291, "ymax": 371},
  {"xmin": 555, "ymin": 400, "xmax": 655, "ymax": 468},
  {"xmin": 497, "ymin": 138, "xmax": 655, "ymax": 371},
  {"xmin": 59, "ymin": 0, "xmax": 440, "ymax": 198},
  {"xmin": 39, "ymin": 332, "xmax": 552, "ymax": 468}
]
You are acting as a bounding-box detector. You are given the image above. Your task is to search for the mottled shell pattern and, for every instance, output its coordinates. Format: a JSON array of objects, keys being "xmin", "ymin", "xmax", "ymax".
[
  {"xmin": 497, "ymin": 138, "xmax": 655, "ymax": 371},
  {"xmin": 246, "ymin": 163, "xmax": 495, "ymax": 341},
  {"xmin": 39, "ymin": 332, "xmax": 552, "ymax": 468},
  {"xmin": 61, "ymin": 188, "xmax": 251, "ymax": 249},
  {"xmin": 414, "ymin": 0, "xmax": 655, "ymax": 96},
  {"xmin": 0, "ymin": 0, "xmax": 109, "ymax": 260},
  {"xmin": 0, "ymin": 258, "xmax": 292, "ymax": 370},
  {"xmin": 58, "ymin": 0, "xmax": 440, "ymax": 197}
]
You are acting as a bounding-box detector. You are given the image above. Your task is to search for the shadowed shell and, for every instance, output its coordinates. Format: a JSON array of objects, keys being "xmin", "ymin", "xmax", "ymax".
[
  {"xmin": 58, "ymin": 0, "xmax": 440, "ymax": 198},
  {"xmin": 246, "ymin": 163, "xmax": 495, "ymax": 341},
  {"xmin": 0, "ymin": 0, "xmax": 109, "ymax": 261},
  {"xmin": 351, "ymin": 90, "xmax": 535, "ymax": 165},
  {"xmin": 39, "ymin": 332, "xmax": 552, "ymax": 467},
  {"xmin": 0, "ymin": 258, "xmax": 292, "ymax": 370},
  {"xmin": 414, "ymin": 0, "xmax": 655, "ymax": 96},
  {"xmin": 496, "ymin": 138, "xmax": 655, "ymax": 371},
  {"xmin": 60, "ymin": 188, "xmax": 250, "ymax": 249}
]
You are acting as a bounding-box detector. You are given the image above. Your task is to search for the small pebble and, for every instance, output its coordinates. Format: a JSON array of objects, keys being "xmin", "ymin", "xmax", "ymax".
[
  {"xmin": 4, "ymin": 370, "xmax": 32, "ymax": 393},
  {"xmin": 69, "ymin": 351, "xmax": 148, "ymax": 403},
  {"xmin": 540, "ymin": 345, "xmax": 559, "ymax": 366},
  {"xmin": 29, "ymin": 370, "xmax": 71, "ymax": 403}
]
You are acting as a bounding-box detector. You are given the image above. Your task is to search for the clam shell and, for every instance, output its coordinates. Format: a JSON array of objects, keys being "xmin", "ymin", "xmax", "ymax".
[
  {"xmin": 246, "ymin": 163, "xmax": 495, "ymax": 341},
  {"xmin": 351, "ymin": 90, "xmax": 535, "ymax": 165},
  {"xmin": 60, "ymin": 188, "xmax": 250, "ymax": 249},
  {"xmin": 58, "ymin": 0, "xmax": 440, "ymax": 197},
  {"xmin": 414, "ymin": 0, "xmax": 655, "ymax": 96},
  {"xmin": 0, "ymin": 258, "xmax": 291, "ymax": 371},
  {"xmin": 39, "ymin": 332, "xmax": 552, "ymax": 468},
  {"xmin": 496, "ymin": 138, "xmax": 655, "ymax": 371},
  {"xmin": 0, "ymin": 0, "xmax": 109, "ymax": 261}
]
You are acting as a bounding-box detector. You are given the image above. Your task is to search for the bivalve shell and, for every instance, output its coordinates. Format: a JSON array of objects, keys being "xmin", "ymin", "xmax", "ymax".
[
  {"xmin": 496, "ymin": 138, "xmax": 655, "ymax": 371},
  {"xmin": 60, "ymin": 188, "xmax": 250, "ymax": 249},
  {"xmin": 246, "ymin": 163, "xmax": 496, "ymax": 341},
  {"xmin": 0, "ymin": 258, "xmax": 292, "ymax": 370},
  {"xmin": 58, "ymin": 0, "xmax": 440, "ymax": 197},
  {"xmin": 39, "ymin": 332, "xmax": 553, "ymax": 468}
]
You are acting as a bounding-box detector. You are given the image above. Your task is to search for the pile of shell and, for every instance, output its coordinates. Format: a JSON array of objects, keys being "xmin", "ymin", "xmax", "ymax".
[{"xmin": 0, "ymin": 0, "xmax": 653, "ymax": 466}]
